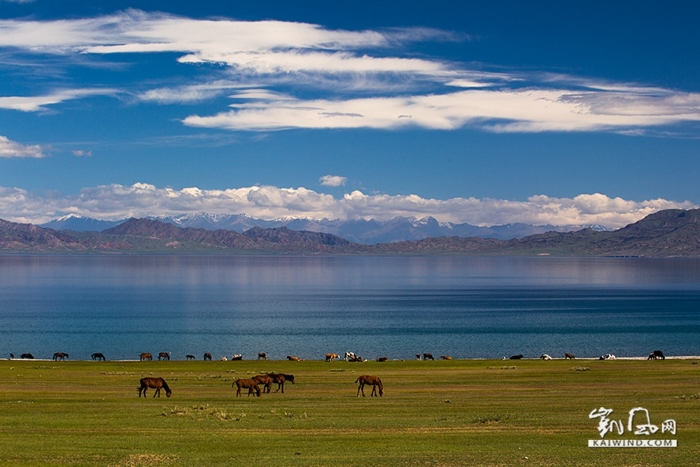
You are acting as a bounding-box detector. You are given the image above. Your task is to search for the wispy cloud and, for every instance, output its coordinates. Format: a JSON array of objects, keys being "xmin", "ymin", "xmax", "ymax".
[
  {"xmin": 319, "ymin": 175, "xmax": 347, "ymax": 187},
  {"xmin": 0, "ymin": 182, "xmax": 694, "ymax": 228},
  {"xmin": 0, "ymin": 135, "xmax": 44, "ymax": 158},
  {"xmin": 1, "ymin": 10, "xmax": 699, "ymax": 134}
]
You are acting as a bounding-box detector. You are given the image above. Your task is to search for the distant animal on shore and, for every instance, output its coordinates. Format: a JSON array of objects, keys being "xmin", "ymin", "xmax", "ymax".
[
  {"xmin": 356, "ymin": 375, "xmax": 384, "ymax": 397},
  {"xmin": 53, "ymin": 352, "xmax": 69, "ymax": 361},
  {"xmin": 565, "ymin": 353, "xmax": 575, "ymax": 360},
  {"xmin": 441, "ymin": 355, "xmax": 452, "ymax": 360},
  {"xmin": 186, "ymin": 354, "xmax": 195, "ymax": 360},
  {"xmin": 20, "ymin": 353, "xmax": 34, "ymax": 359},
  {"xmin": 233, "ymin": 378, "xmax": 261, "ymax": 397},
  {"xmin": 540, "ymin": 354, "xmax": 552, "ymax": 360},
  {"xmin": 648, "ymin": 350, "xmax": 665, "ymax": 360},
  {"xmin": 138, "ymin": 377, "xmax": 171, "ymax": 398},
  {"xmin": 252, "ymin": 374, "xmax": 274, "ymax": 393},
  {"xmin": 510, "ymin": 354, "xmax": 524, "ymax": 360},
  {"xmin": 204, "ymin": 352, "xmax": 212, "ymax": 361},
  {"xmin": 600, "ymin": 354, "xmax": 616, "ymax": 360},
  {"xmin": 158, "ymin": 352, "xmax": 170, "ymax": 361},
  {"xmin": 220, "ymin": 356, "xmax": 227, "ymax": 361},
  {"xmin": 231, "ymin": 354, "xmax": 243, "ymax": 361},
  {"xmin": 325, "ymin": 353, "xmax": 339, "ymax": 362},
  {"xmin": 91, "ymin": 352, "xmax": 105, "ymax": 361},
  {"xmin": 258, "ymin": 352, "xmax": 268, "ymax": 360},
  {"xmin": 422, "ymin": 353, "xmax": 435, "ymax": 360},
  {"xmin": 376, "ymin": 356, "xmax": 388, "ymax": 362},
  {"xmin": 140, "ymin": 352, "xmax": 152, "ymax": 361},
  {"xmin": 344, "ymin": 351, "xmax": 358, "ymax": 361},
  {"xmin": 268, "ymin": 373, "xmax": 295, "ymax": 393},
  {"xmin": 287, "ymin": 355, "xmax": 300, "ymax": 361}
]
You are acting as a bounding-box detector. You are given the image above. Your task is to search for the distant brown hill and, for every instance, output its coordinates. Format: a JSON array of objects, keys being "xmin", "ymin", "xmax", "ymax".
[{"xmin": 1, "ymin": 209, "xmax": 699, "ymax": 256}]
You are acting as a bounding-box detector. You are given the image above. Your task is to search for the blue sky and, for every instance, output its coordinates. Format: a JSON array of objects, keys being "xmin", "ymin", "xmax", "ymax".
[{"xmin": 0, "ymin": 0, "xmax": 698, "ymax": 227}]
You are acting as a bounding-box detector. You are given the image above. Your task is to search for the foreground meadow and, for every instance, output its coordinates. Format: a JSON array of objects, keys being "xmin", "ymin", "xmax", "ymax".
[{"xmin": 0, "ymin": 358, "xmax": 697, "ymax": 466}]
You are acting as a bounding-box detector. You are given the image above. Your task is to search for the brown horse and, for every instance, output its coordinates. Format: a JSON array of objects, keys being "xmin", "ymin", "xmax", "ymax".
[
  {"xmin": 252, "ymin": 374, "xmax": 274, "ymax": 393},
  {"xmin": 186, "ymin": 354, "xmax": 195, "ymax": 360},
  {"xmin": 258, "ymin": 352, "xmax": 268, "ymax": 360},
  {"xmin": 325, "ymin": 353, "xmax": 339, "ymax": 362},
  {"xmin": 268, "ymin": 373, "xmax": 295, "ymax": 393},
  {"xmin": 140, "ymin": 352, "xmax": 152, "ymax": 361},
  {"xmin": 91, "ymin": 352, "xmax": 105, "ymax": 361},
  {"xmin": 233, "ymin": 378, "xmax": 261, "ymax": 397},
  {"xmin": 356, "ymin": 375, "xmax": 383, "ymax": 397},
  {"xmin": 53, "ymin": 352, "xmax": 69, "ymax": 361},
  {"xmin": 287, "ymin": 355, "xmax": 300, "ymax": 361},
  {"xmin": 138, "ymin": 377, "xmax": 172, "ymax": 398},
  {"xmin": 203, "ymin": 352, "xmax": 212, "ymax": 361},
  {"xmin": 158, "ymin": 352, "xmax": 170, "ymax": 361}
]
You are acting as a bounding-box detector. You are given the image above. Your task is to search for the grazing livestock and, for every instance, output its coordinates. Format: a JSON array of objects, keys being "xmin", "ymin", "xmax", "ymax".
[
  {"xmin": 344, "ymin": 351, "xmax": 358, "ymax": 361},
  {"xmin": 138, "ymin": 377, "xmax": 172, "ymax": 398},
  {"xmin": 325, "ymin": 353, "xmax": 340, "ymax": 362},
  {"xmin": 252, "ymin": 374, "xmax": 274, "ymax": 393},
  {"xmin": 258, "ymin": 352, "xmax": 268, "ymax": 360},
  {"xmin": 158, "ymin": 352, "xmax": 170, "ymax": 361},
  {"xmin": 441, "ymin": 355, "xmax": 453, "ymax": 360},
  {"xmin": 423, "ymin": 353, "xmax": 435, "ymax": 360},
  {"xmin": 204, "ymin": 352, "xmax": 212, "ymax": 361},
  {"xmin": 268, "ymin": 373, "xmax": 295, "ymax": 393},
  {"xmin": 376, "ymin": 356, "xmax": 388, "ymax": 362},
  {"xmin": 233, "ymin": 378, "xmax": 261, "ymax": 397},
  {"xmin": 510, "ymin": 354, "xmax": 524, "ymax": 360},
  {"xmin": 540, "ymin": 354, "xmax": 552, "ymax": 360},
  {"xmin": 600, "ymin": 354, "xmax": 616, "ymax": 360},
  {"xmin": 648, "ymin": 350, "xmax": 666, "ymax": 360},
  {"xmin": 287, "ymin": 355, "xmax": 300, "ymax": 361},
  {"xmin": 91, "ymin": 352, "xmax": 105, "ymax": 361},
  {"xmin": 186, "ymin": 354, "xmax": 195, "ymax": 360},
  {"xmin": 231, "ymin": 354, "xmax": 243, "ymax": 361},
  {"xmin": 53, "ymin": 352, "xmax": 69, "ymax": 361},
  {"xmin": 140, "ymin": 352, "xmax": 153, "ymax": 361},
  {"xmin": 565, "ymin": 353, "xmax": 576, "ymax": 360},
  {"xmin": 20, "ymin": 353, "xmax": 34, "ymax": 359},
  {"xmin": 220, "ymin": 356, "xmax": 228, "ymax": 361},
  {"xmin": 356, "ymin": 375, "xmax": 384, "ymax": 397}
]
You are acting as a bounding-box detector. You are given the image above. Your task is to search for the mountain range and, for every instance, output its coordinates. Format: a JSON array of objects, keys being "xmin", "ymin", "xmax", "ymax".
[
  {"xmin": 2, "ymin": 208, "xmax": 700, "ymax": 257},
  {"xmin": 40, "ymin": 213, "xmax": 607, "ymax": 244}
]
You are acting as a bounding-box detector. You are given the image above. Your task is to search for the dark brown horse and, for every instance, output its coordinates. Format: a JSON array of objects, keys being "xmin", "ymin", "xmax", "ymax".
[
  {"xmin": 186, "ymin": 354, "xmax": 195, "ymax": 360},
  {"xmin": 258, "ymin": 352, "xmax": 268, "ymax": 360},
  {"xmin": 138, "ymin": 377, "xmax": 172, "ymax": 398},
  {"xmin": 91, "ymin": 352, "xmax": 105, "ymax": 361},
  {"xmin": 140, "ymin": 352, "xmax": 152, "ymax": 361},
  {"xmin": 233, "ymin": 378, "xmax": 261, "ymax": 397},
  {"xmin": 252, "ymin": 374, "xmax": 274, "ymax": 393},
  {"xmin": 20, "ymin": 353, "xmax": 34, "ymax": 359},
  {"xmin": 158, "ymin": 352, "xmax": 170, "ymax": 361},
  {"xmin": 356, "ymin": 375, "xmax": 383, "ymax": 397},
  {"xmin": 53, "ymin": 352, "xmax": 69, "ymax": 361},
  {"xmin": 203, "ymin": 352, "xmax": 212, "ymax": 361},
  {"xmin": 267, "ymin": 373, "xmax": 295, "ymax": 393}
]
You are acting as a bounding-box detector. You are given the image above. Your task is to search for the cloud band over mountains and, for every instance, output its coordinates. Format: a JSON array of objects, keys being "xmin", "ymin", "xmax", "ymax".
[{"xmin": 0, "ymin": 182, "xmax": 693, "ymax": 229}]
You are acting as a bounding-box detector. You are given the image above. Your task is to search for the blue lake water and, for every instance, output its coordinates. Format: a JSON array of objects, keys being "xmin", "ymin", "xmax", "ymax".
[{"xmin": 1, "ymin": 255, "xmax": 699, "ymax": 361}]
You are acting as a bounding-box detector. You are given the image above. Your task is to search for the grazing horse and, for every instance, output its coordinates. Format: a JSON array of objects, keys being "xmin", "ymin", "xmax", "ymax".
[
  {"xmin": 20, "ymin": 353, "xmax": 34, "ymax": 359},
  {"xmin": 158, "ymin": 352, "xmax": 170, "ymax": 361},
  {"xmin": 233, "ymin": 378, "xmax": 261, "ymax": 397},
  {"xmin": 91, "ymin": 352, "xmax": 105, "ymax": 361},
  {"xmin": 422, "ymin": 353, "xmax": 435, "ymax": 360},
  {"xmin": 648, "ymin": 350, "xmax": 665, "ymax": 360},
  {"xmin": 252, "ymin": 374, "xmax": 274, "ymax": 393},
  {"xmin": 140, "ymin": 352, "xmax": 152, "ymax": 361},
  {"xmin": 258, "ymin": 352, "xmax": 268, "ymax": 360},
  {"xmin": 356, "ymin": 375, "xmax": 384, "ymax": 397},
  {"xmin": 287, "ymin": 355, "xmax": 300, "ymax": 361},
  {"xmin": 203, "ymin": 352, "xmax": 212, "ymax": 361},
  {"xmin": 53, "ymin": 352, "xmax": 69, "ymax": 361},
  {"xmin": 376, "ymin": 356, "xmax": 388, "ymax": 362},
  {"xmin": 268, "ymin": 373, "xmax": 295, "ymax": 393},
  {"xmin": 186, "ymin": 354, "xmax": 195, "ymax": 360},
  {"xmin": 138, "ymin": 377, "xmax": 172, "ymax": 398},
  {"xmin": 564, "ymin": 353, "xmax": 576, "ymax": 360},
  {"xmin": 325, "ymin": 353, "xmax": 340, "ymax": 362}
]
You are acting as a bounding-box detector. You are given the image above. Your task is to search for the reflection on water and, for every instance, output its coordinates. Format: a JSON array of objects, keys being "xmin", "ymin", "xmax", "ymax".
[{"xmin": 1, "ymin": 255, "xmax": 699, "ymax": 360}]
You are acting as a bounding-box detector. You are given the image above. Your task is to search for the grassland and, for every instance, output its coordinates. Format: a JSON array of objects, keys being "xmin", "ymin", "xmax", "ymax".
[{"xmin": 0, "ymin": 358, "xmax": 697, "ymax": 466}]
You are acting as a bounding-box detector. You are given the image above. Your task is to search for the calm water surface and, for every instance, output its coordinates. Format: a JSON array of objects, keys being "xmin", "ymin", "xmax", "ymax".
[{"xmin": 1, "ymin": 255, "xmax": 699, "ymax": 360}]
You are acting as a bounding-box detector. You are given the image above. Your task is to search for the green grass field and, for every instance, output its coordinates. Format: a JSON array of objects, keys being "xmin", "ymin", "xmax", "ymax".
[{"xmin": 0, "ymin": 358, "xmax": 697, "ymax": 466}]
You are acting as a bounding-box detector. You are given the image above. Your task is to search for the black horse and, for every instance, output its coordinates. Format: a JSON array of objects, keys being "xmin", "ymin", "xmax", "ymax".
[{"xmin": 91, "ymin": 352, "xmax": 106, "ymax": 361}]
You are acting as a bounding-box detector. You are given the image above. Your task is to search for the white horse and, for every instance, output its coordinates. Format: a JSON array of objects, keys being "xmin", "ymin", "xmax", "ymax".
[{"xmin": 540, "ymin": 354, "xmax": 552, "ymax": 360}]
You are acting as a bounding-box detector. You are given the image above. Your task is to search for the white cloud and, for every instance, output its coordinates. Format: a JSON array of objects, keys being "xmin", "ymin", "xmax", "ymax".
[
  {"xmin": 71, "ymin": 150, "xmax": 92, "ymax": 157},
  {"xmin": 319, "ymin": 175, "xmax": 347, "ymax": 187},
  {"xmin": 0, "ymin": 89, "xmax": 117, "ymax": 112},
  {"xmin": 0, "ymin": 135, "xmax": 44, "ymax": 158},
  {"xmin": 0, "ymin": 182, "xmax": 694, "ymax": 228}
]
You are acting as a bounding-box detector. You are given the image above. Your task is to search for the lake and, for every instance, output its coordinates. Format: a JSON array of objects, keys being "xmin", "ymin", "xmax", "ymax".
[{"xmin": 1, "ymin": 255, "xmax": 699, "ymax": 361}]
